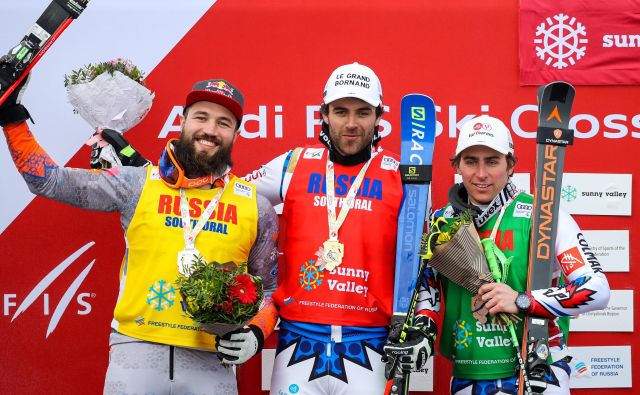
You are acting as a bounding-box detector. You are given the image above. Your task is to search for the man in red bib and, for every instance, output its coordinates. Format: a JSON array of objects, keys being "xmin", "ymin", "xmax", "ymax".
[{"xmin": 247, "ymin": 63, "xmax": 439, "ymax": 395}]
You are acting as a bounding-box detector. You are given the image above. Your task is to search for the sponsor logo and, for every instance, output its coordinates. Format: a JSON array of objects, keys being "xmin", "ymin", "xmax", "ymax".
[
  {"xmin": 574, "ymin": 361, "xmax": 589, "ymax": 376},
  {"xmin": 558, "ymin": 246, "xmax": 586, "ymax": 275},
  {"xmin": 135, "ymin": 317, "xmax": 145, "ymax": 326},
  {"xmin": 534, "ymin": 13, "xmax": 588, "ymax": 69},
  {"xmin": 303, "ymin": 148, "xmax": 324, "ymax": 159},
  {"xmin": 299, "ymin": 260, "xmax": 323, "ymax": 290},
  {"xmin": 206, "ymin": 80, "xmax": 234, "ymax": 97},
  {"xmin": 3, "ymin": 242, "xmax": 96, "ymax": 338},
  {"xmin": 554, "ymin": 128, "xmax": 563, "ymax": 139},
  {"xmin": 380, "ymin": 155, "xmax": 399, "ymax": 171},
  {"xmin": 146, "ymin": 280, "xmax": 176, "ymax": 311},
  {"xmin": 234, "ymin": 181, "xmax": 253, "ymax": 198},
  {"xmin": 150, "ymin": 167, "xmax": 161, "ymax": 180},
  {"xmin": 453, "ymin": 320, "xmax": 473, "ymax": 350},
  {"xmin": 288, "ymin": 384, "xmax": 300, "ymax": 394},
  {"xmin": 561, "ymin": 185, "xmax": 578, "ymax": 202},
  {"xmin": 244, "ymin": 168, "xmax": 266, "ymax": 182},
  {"xmin": 513, "ymin": 202, "xmax": 533, "ymax": 218}
]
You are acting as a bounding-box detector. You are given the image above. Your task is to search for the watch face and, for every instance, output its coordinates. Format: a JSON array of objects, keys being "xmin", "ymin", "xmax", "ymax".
[{"xmin": 516, "ymin": 293, "xmax": 531, "ymax": 312}]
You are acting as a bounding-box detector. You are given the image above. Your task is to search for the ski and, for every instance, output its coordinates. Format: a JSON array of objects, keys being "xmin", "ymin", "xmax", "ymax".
[
  {"xmin": 0, "ymin": 0, "xmax": 90, "ymax": 106},
  {"xmin": 384, "ymin": 94, "xmax": 436, "ymax": 395},
  {"xmin": 518, "ymin": 81, "xmax": 575, "ymax": 394}
]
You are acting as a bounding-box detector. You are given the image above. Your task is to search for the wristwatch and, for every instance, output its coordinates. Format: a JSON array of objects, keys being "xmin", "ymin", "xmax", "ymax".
[{"xmin": 515, "ymin": 292, "xmax": 532, "ymax": 314}]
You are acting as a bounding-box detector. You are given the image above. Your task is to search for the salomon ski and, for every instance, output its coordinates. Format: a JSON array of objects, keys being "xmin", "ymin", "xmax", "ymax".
[{"xmin": 385, "ymin": 94, "xmax": 436, "ymax": 395}]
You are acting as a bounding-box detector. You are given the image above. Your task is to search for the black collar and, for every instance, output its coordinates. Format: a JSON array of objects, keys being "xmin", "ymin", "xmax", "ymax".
[{"xmin": 318, "ymin": 122, "xmax": 381, "ymax": 166}]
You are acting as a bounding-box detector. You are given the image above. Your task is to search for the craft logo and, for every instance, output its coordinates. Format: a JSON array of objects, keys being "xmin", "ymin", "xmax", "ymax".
[
  {"xmin": 534, "ymin": 13, "xmax": 588, "ymax": 69},
  {"xmin": 3, "ymin": 242, "xmax": 96, "ymax": 338},
  {"xmin": 561, "ymin": 184, "xmax": 578, "ymax": 202}
]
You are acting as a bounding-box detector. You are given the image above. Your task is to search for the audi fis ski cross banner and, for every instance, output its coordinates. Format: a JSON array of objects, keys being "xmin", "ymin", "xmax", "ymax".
[{"xmin": 519, "ymin": 0, "xmax": 640, "ymax": 85}]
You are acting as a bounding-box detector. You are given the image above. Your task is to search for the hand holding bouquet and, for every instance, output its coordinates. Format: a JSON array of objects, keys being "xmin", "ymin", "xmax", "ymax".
[
  {"xmin": 64, "ymin": 58, "xmax": 154, "ymax": 168},
  {"xmin": 176, "ymin": 256, "xmax": 264, "ymax": 336},
  {"xmin": 421, "ymin": 211, "xmax": 520, "ymax": 326}
]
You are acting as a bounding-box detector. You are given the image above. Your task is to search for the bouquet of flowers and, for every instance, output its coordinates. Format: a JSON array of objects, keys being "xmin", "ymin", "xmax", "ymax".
[
  {"xmin": 421, "ymin": 210, "xmax": 519, "ymax": 326},
  {"xmin": 64, "ymin": 58, "xmax": 154, "ymax": 168},
  {"xmin": 175, "ymin": 256, "xmax": 264, "ymax": 336}
]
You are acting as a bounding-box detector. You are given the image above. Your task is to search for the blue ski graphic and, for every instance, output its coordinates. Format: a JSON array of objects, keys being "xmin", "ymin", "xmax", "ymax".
[{"xmin": 392, "ymin": 94, "xmax": 436, "ymax": 314}]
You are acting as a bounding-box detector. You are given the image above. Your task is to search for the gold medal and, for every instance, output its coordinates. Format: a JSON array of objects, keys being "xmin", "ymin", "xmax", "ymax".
[{"xmin": 322, "ymin": 240, "xmax": 344, "ymax": 271}]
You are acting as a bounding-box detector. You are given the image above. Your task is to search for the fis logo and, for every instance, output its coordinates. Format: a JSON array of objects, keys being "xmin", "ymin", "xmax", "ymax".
[{"xmin": 4, "ymin": 242, "xmax": 96, "ymax": 338}]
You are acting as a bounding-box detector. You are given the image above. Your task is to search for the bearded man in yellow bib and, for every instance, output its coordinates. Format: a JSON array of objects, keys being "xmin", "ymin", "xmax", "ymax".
[{"xmin": 0, "ymin": 75, "xmax": 279, "ymax": 395}]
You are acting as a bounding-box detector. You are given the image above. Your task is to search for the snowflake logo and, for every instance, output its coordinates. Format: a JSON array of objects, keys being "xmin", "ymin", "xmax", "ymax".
[
  {"xmin": 299, "ymin": 260, "xmax": 324, "ymax": 290},
  {"xmin": 561, "ymin": 185, "xmax": 578, "ymax": 202},
  {"xmin": 146, "ymin": 280, "xmax": 176, "ymax": 311},
  {"xmin": 534, "ymin": 13, "xmax": 588, "ymax": 69},
  {"xmin": 453, "ymin": 320, "xmax": 473, "ymax": 350}
]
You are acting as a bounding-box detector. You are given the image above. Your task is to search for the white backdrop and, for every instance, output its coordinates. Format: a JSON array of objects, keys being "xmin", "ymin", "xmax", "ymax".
[{"xmin": 0, "ymin": 0, "xmax": 215, "ymax": 233}]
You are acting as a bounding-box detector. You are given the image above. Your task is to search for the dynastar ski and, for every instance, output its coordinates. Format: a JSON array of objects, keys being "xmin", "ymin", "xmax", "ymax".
[
  {"xmin": 519, "ymin": 82, "xmax": 575, "ymax": 394},
  {"xmin": 384, "ymin": 94, "xmax": 436, "ymax": 395},
  {"xmin": 0, "ymin": 0, "xmax": 90, "ymax": 106}
]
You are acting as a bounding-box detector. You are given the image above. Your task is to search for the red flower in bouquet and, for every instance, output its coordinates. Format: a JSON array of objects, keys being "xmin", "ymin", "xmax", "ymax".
[
  {"xmin": 221, "ymin": 300, "xmax": 234, "ymax": 314},
  {"xmin": 229, "ymin": 274, "xmax": 258, "ymax": 304}
]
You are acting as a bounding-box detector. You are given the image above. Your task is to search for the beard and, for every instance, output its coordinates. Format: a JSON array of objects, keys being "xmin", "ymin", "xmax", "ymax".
[{"xmin": 173, "ymin": 132, "xmax": 234, "ymax": 178}]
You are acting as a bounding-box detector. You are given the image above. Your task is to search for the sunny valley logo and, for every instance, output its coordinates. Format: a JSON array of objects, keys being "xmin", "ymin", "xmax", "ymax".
[{"xmin": 534, "ymin": 13, "xmax": 588, "ymax": 69}]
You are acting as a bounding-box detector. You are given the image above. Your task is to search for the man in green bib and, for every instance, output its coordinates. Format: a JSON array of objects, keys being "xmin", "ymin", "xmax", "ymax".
[{"xmin": 429, "ymin": 115, "xmax": 610, "ymax": 395}]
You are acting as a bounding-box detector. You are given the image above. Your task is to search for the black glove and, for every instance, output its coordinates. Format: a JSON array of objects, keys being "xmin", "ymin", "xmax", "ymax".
[
  {"xmin": 90, "ymin": 128, "xmax": 150, "ymax": 169},
  {"xmin": 216, "ymin": 325, "xmax": 264, "ymax": 365},
  {"xmin": 0, "ymin": 63, "xmax": 32, "ymax": 127},
  {"xmin": 383, "ymin": 315, "xmax": 436, "ymax": 373}
]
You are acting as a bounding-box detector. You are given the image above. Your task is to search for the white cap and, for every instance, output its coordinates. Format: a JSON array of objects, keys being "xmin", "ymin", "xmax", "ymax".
[
  {"xmin": 456, "ymin": 115, "xmax": 514, "ymax": 156},
  {"xmin": 323, "ymin": 62, "xmax": 383, "ymax": 107}
]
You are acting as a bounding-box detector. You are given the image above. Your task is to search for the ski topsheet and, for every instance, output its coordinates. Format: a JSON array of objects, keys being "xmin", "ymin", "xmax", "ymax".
[
  {"xmin": 519, "ymin": 81, "xmax": 575, "ymax": 394},
  {"xmin": 385, "ymin": 94, "xmax": 436, "ymax": 395},
  {"xmin": 0, "ymin": 0, "xmax": 90, "ymax": 106}
]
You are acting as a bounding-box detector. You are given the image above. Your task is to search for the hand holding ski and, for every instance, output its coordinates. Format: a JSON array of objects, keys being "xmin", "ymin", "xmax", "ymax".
[{"xmin": 0, "ymin": 0, "xmax": 90, "ymax": 106}]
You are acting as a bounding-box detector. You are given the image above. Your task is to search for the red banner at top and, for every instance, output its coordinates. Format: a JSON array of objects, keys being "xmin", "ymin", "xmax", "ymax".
[{"xmin": 519, "ymin": 0, "xmax": 640, "ymax": 85}]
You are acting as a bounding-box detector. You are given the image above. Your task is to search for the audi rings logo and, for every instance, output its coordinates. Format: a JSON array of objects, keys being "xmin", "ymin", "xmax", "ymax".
[{"xmin": 534, "ymin": 13, "xmax": 588, "ymax": 69}]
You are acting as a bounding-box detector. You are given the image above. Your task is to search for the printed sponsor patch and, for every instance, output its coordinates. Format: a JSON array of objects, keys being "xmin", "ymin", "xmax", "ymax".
[
  {"xmin": 244, "ymin": 168, "xmax": 266, "ymax": 183},
  {"xmin": 234, "ymin": 181, "xmax": 253, "ymax": 198},
  {"xmin": 380, "ymin": 155, "xmax": 399, "ymax": 171},
  {"xmin": 513, "ymin": 202, "xmax": 533, "ymax": 218},
  {"xmin": 303, "ymin": 148, "xmax": 324, "ymax": 160},
  {"xmin": 150, "ymin": 167, "xmax": 161, "ymax": 180},
  {"xmin": 557, "ymin": 246, "xmax": 586, "ymax": 275}
]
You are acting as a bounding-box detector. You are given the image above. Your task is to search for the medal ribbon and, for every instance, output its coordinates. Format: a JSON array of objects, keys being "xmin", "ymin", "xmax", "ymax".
[
  {"xmin": 325, "ymin": 147, "xmax": 378, "ymax": 241},
  {"xmin": 179, "ymin": 173, "xmax": 230, "ymax": 249}
]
